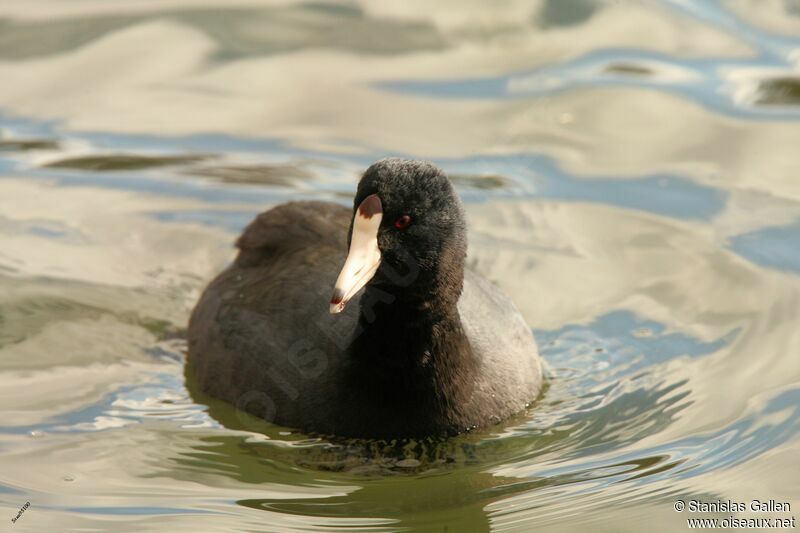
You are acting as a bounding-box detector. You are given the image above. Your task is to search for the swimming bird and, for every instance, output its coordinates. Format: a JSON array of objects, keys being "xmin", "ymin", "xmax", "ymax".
[{"xmin": 187, "ymin": 158, "xmax": 542, "ymax": 438}]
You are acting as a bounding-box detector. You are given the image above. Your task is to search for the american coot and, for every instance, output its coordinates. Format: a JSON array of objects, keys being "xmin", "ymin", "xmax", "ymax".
[{"xmin": 187, "ymin": 159, "xmax": 542, "ymax": 439}]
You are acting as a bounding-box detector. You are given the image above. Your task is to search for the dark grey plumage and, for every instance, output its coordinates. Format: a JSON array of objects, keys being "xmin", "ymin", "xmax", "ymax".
[{"xmin": 187, "ymin": 158, "xmax": 542, "ymax": 438}]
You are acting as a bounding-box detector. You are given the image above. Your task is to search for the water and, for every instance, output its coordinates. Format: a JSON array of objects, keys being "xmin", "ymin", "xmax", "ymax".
[{"xmin": 1, "ymin": 1, "xmax": 799, "ymax": 531}]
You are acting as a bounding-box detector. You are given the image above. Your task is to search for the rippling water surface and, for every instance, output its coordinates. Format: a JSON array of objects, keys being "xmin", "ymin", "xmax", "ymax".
[{"xmin": 1, "ymin": 1, "xmax": 799, "ymax": 531}]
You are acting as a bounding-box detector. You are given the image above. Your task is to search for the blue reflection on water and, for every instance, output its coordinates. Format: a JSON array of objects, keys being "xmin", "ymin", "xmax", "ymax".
[
  {"xmin": 0, "ymin": 111, "xmax": 729, "ymax": 223},
  {"xmin": 571, "ymin": 385, "xmax": 800, "ymax": 486},
  {"xmin": 0, "ymin": 372, "xmax": 211, "ymax": 436},
  {"xmin": 537, "ymin": 310, "xmax": 735, "ymax": 369},
  {"xmin": 523, "ymin": 384, "xmax": 800, "ymax": 489},
  {"xmin": 374, "ymin": 0, "xmax": 800, "ymax": 120},
  {"xmin": 729, "ymin": 221, "xmax": 800, "ymax": 274},
  {"xmin": 375, "ymin": 0, "xmax": 800, "ymax": 121},
  {"xmin": 439, "ymin": 154, "xmax": 727, "ymax": 220},
  {"xmin": 376, "ymin": 46, "xmax": 800, "ymax": 121}
]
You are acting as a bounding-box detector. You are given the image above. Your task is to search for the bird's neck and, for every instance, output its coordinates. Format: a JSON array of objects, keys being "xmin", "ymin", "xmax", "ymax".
[
  {"xmin": 354, "ymin": 284, "xmax": 467, "ymax": 359},
  {"xmin": 353, "ymin": 239, "xmax": 469, "ymax": 365},
  {"xmin": 344, "ymin": 270, "xmax": 477, "ymax": 436}
]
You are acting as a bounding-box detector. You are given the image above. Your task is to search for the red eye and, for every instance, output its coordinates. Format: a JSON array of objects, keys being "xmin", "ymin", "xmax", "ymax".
[{"xmin": 394, "ymin": 215, "xmax": 412, "ymax": 230}]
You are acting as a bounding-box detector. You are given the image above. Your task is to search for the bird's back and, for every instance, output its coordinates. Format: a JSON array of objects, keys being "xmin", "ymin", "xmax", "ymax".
[{"xmin": 187, "ymin": 201, "xmax": 360, "ymax": 429}]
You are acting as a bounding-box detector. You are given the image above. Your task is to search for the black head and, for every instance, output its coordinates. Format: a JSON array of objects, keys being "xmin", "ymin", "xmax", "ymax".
[{"xmin": 330, "ymin": 158, "xmax": 467, "ymax": 314}]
